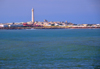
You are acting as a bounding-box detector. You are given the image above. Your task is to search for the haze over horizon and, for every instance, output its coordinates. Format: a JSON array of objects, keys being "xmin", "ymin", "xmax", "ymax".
[{"xmin": 0, "ymin": 0, "xmax": 100, "ymax": 24}]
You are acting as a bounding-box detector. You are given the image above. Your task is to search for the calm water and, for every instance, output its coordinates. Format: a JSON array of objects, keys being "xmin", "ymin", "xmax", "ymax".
[{"xmin": 0, "ymin": 29, "xmax": 100, "ymax": 69}]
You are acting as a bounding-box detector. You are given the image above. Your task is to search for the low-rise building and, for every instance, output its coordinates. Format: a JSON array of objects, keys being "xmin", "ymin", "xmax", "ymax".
[
  {"xmin": 0, "ymin": 24, "xmax": 8, "ymax": 27},
  {"xmin": 8, "ymin": 24, "xmax": 23, "ymax": 27}
]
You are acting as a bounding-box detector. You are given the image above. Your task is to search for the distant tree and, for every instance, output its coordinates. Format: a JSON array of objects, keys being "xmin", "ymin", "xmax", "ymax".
[
  {"xmin": 73, "ymin": 24, "xmax": 77, "ymax": 25},
  {"xmin": 51, "ymin": 24, "xmax": 55, "ymax": 26},
  {"xmin": 87, "ymin": 24, "xmax": 92, "ymax": 26},
  {"xmin": 59, "ymin": 23, "xmax": 63, "ymax": 25},
  {"xmin": 44, "ymin": 19, "xmax": 48, "ymax": 22},
  {"xmin": 36, "ymin": 21, "xmax": 38, "ymax": 23},
  {"xmin": 12, "ymin": 22, "xmax": 14, "ymax": 24},
  {"xmin": 62, "ymin": 21, "xmax": 64, "ymax": 23}
]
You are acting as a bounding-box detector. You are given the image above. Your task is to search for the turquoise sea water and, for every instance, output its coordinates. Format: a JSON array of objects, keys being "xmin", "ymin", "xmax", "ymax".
[{"xmin": 0, "ymin": 29, "xmax": 100, "ymax": 69}]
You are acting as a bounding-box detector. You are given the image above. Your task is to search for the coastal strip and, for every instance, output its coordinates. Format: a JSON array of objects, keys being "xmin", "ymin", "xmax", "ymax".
[{"xmin": 0, "ymin": 26, "xmax": 100, "ymax": 30}]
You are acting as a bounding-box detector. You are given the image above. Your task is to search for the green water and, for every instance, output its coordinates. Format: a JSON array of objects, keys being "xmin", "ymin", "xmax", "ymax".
[{"xmin": 0, "ymin": 29, "xmax": 100, "ymax": 69}]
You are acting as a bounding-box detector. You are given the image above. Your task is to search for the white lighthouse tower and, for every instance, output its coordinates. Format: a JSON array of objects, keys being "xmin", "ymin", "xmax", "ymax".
[{"xmin": 32, "ymin": 8, "xmax": 34, "ymax": 23}]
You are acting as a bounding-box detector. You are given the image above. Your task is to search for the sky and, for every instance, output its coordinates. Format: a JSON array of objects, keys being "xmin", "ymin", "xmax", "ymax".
[{"xmin": 0, "ymin": 0, "xmax": 100, "ymax": 24}]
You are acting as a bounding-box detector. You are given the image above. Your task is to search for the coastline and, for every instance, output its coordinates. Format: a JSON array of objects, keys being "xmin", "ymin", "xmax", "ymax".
[{"xmin": 0, "ymin": 26, "xmax": 100, "ymax": 30}]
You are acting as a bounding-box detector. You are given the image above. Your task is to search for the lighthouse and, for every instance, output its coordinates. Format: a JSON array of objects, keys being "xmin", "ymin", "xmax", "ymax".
[{"xmin": 32, "ymin": 8, "xmax": 34, "ymax": 23}]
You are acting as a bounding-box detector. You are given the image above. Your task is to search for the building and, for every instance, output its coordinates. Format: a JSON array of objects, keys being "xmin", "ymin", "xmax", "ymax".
[{"xmin": 0, "ymin": 24, "xmax": 8, "ymax": 27}]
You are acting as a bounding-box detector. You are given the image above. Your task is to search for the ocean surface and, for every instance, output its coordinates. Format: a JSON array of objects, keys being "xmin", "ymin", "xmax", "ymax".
[{"xmin": 0, "ymin": 29, "xmax": 100, "ymax": 69}]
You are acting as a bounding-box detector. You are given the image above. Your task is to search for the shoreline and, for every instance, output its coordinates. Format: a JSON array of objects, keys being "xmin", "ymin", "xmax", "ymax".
[{"xmin": 0, "ymin": 26, "xmax": 100, "ymax": 30}]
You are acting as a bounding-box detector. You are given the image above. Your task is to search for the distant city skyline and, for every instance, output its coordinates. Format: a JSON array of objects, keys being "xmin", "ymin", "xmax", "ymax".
[{"xmin": 0, "ymin": 0, "xmax": 100, "ymax": 24}]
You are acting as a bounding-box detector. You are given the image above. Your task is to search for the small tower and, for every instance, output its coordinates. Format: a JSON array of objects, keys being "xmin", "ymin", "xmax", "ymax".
[{"xmin": 32, "ymin": 8, "xmax": 34, "ymax": 23}]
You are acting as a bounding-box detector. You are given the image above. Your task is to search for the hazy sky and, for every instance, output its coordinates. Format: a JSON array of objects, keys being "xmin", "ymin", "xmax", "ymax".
[{"xmin": 0, "ymin": 0, "xmax": 100, "ymax": 24}]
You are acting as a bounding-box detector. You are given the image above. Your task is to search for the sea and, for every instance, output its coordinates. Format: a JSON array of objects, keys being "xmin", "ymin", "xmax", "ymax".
[{"xmin": 0, "ymin": 29, "xmax": 100, "ymax": 69}]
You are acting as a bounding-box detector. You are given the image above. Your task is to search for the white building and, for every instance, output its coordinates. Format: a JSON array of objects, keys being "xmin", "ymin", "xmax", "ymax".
[
  {"xmin": 8, "ymin": 25, "xmax": 23, "ymax": 27},
  {"xmin": 0, "ymin": 25, "xmax": 8, "ymax": 27}
]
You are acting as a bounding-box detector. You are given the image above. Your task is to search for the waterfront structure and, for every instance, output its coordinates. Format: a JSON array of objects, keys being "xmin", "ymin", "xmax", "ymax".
[{"xmin": 32, "ymin": 8, "xmax": 34, "ymax": 23}]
